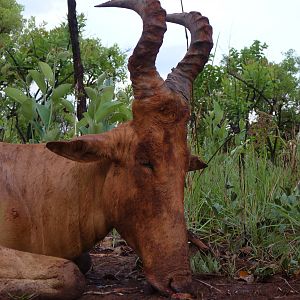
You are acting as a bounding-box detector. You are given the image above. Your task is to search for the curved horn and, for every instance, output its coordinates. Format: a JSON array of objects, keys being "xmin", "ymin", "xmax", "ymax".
[
  {"xmin": 165, "ymin": 12, "xmax": 213, "ymax": 101},
  {"xmin": 96, "ymin": 0, "xmax": 166, "ymax": 100}
]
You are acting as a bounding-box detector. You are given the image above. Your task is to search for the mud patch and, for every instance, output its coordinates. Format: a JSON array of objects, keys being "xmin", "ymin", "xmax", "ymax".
[{"xmin": 79, "ymin": 238, "xmax": 300, "ymax": 299}]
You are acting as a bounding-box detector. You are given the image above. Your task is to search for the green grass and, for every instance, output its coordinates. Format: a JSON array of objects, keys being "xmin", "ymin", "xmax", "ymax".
[{"xmin": 186, "ymin": 146, "xmax": 300, "ymax": 278}]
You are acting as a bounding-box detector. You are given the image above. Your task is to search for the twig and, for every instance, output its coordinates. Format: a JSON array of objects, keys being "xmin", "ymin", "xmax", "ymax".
[
  {"xmin": 194, "ymin": 278, "xmax": 222, "ymax": 293},
  {"xmin": 228, "ymin": 71, "xmax": 272, "ymax": 107},
  {"xmin": 83, "ymin": 291, "xmax": 124, "ymax": 296},
  {"xmin": 83, "ymin": 287, "xmax": 140, "ymax": 296},
  {"xmin": 280, "ymin": 277, "xmax": 299, "ymax": 294},
  {"xmin": 200, "ymin": 134, "xmax": 234, "ymax": 175},
  {"xmin": 187, "ymin": 230, "xmax": 209, "ymax": 251},
  {"xmin": 180, "ymin": 0, "xmax": 189, "ymax": 50}
]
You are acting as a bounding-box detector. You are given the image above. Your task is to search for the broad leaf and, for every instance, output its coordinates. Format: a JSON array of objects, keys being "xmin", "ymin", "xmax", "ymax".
[
  {"xmin": 77, "ymin": 117, "xmax": 88, "ymax": 128},
  {"xmin": 57, "ymin": 51, "xmax": 70, "ymax": 61},
  {"xmin": 39, "ymin": 62, "xmax": 54, "ymax": 87},
  {"xmin": 109, "ymin": 111, "xmax": 130, "ymax": 123},
  {"xmin": 4, "ymin": 87, "xmax": 28, "ymax": 103},
  {"xmin": 94, "ymin": 101, "xmax": 122, "ymax": 122},
  {"xmin": 96, "ymin": 72, "xmax": 106, "ymax": 87},
  {"xmin": 92, "ymin": 123, "xmax": 103, "ymax": 134},
  {"xmin": 26, "ymin": 73, "xmax": 32, "ymax": 86},
  {"xmin": 36, "ymin": 104, "xmax": 51, "ymax": 127},
  {"xmin": 32, "ymin": 120, "xmax": 44, "ymax": 138},
  {"xmin": 118, "ymin": 105, "xmax": 132, "ymax": 120},
  {"xmin": 213, "ymin": 101, "xmax": 224, "ymax": 125},
  {"xmin": 85, "ymin": 87, "xmax": 98, "ymax": 102},
  {"xmin": 21, "ymin": 99, "xmax": 36, "ymax": 120},
  {"xmin": 82, "ymin": 112, "xmax": 95, "ymax": 129},
  {"xmin": 61, "ymin": 99, "xmax": 74, "ymax": 113},
  {"xmin": 100, "ymin": 86, "xmax": 115, "ymax": 102},
  {"xmin": 52, "ymin": 84, "xmax": 72, "ymax": 102},
  {"xmin": 79, "ymin": 126, "xmax": 88, "ymax": 135},
  {"xmin": 29, "ymin": 70, "xmax": 47, "ymax": 94}
]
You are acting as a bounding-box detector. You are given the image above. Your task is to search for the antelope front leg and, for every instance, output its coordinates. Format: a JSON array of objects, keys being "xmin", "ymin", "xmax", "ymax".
[{"xmin": 0, "ymin": 246, "xmax": 85, "ymax": 300}]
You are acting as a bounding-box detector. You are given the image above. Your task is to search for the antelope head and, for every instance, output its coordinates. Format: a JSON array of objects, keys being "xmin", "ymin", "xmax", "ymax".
[{"xmin": 48, "ymin": 0, "xmax": 213, "ymax": 296}]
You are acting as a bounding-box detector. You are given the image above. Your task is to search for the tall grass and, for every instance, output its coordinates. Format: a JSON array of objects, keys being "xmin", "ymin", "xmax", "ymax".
[{"xmin": 186, "ymin": 145, "xmax": 300, "ymax": 277}]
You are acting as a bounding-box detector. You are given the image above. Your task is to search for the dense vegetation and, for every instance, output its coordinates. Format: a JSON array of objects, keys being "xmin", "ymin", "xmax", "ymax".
[
  {"xmin": 188, "ymin": 41, "xmax": 300, "ymax": 279},
  {"xmin": 1, "ymin": 0, "xmax": 299, "ymax": 281},
  {"xmin": 0, "ymin": 0, "xmax": 130, "ymax": 143}
]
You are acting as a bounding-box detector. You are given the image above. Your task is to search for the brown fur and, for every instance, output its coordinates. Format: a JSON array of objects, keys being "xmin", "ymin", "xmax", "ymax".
[{"xmin": 0, "ymin": 95, "xmax": 195, "ymax": 297}]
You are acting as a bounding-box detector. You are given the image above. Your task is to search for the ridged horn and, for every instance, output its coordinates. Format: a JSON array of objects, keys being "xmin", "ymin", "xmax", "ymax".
[
  {"xmin": 95, "ymin": 0, "xmax": 166, "ymax": 100},
  {"xmin": 165, "ymin": 12, "xmax": 213, "ymax": 101}
]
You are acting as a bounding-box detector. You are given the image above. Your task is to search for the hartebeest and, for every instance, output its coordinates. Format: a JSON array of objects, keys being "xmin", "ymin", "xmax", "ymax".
[{"xmin": 0, "ymin": 0, "xmax": 213, "ymax": 298}]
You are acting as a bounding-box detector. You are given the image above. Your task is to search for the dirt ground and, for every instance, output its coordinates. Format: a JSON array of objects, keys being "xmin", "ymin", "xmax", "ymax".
[{"xmin": 78, "ymin": 238, "xmax": 300, "ymax": 300}]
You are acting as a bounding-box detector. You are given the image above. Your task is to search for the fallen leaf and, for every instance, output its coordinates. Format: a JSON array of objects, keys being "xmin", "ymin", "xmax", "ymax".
[{"xmin": 237, "ymin": 270, "xmax": 254, "ymax": 283}]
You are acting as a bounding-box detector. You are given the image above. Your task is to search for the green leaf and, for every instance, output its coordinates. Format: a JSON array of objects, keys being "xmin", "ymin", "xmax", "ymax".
[
  {"xmin": 39, "ymin": 62, "xmax": 54, "ymax": 86},
  {"xmin": 109, "ymin": 112, "xmax": 128, "ymax": 123},
  {"xmin": 61, "ymin": 99, "xmax": 74, "ymax": 113},
  {"xmin": 25, "ymin": 73, "xmax": 32, "ymax": 86},
  {"xmin": 36, "ymin": 103, "xmax": 51, "ymax": 127},
  {"xmin": 96, "ymin": 72, "xmax": 107, "ymax": 87},
  {"xmin": 93, "ymin": 123, "xmax": 103, "ymax": 134},
  {"xmin": 85, "ymin": 87, "xmax": 98, "ymax": 102},
  {"xmin": 118, "ymin": 105, "xmax": 132, "ymax": 120},
  {"xmin": 77, "ymin": 117, "xmax": 88, "ymax": 128},
  {"xmin": 21, "ymin": 99, "xmax": 36, "ymax": 120},
  {"xmin": 52, "ymin": 84, "xmax": 72, "ymax": 103},
  {"xmin": 85, "ymin": 87, "xmax": 100, "ymax": 118},
  {"xmin": 100, "ymin": 86, "xmax": 115, "ymax": 102},
  {"xmin": 79, "ymin": 126, "xmax": 88, "ymax": 135},
  {"xmin": 57, "ymin": 51, "xmax": 70, "ymax": 61},
  {"xmin": 29, "ymin": 70, "xmax": 47, "ymax": 94},
  {"xmin": 94, "ymin": 101, "xmax": 122, "ymax": 122},
  {"xmin": 43, "ymin": 127, "xmax": 60, "ymax": 142},
  {"xmin": 213, "ymin": 101, "xmax": 223, "ymax": 125},
  {"xmin": 31, "ymin": 120, "xmax": 44, "ymax": 138},
  {"xmin": 4, "ymin": 87, "xmax": 28, "ymax": 103},
  {"xmin": 82, "ymin": 112, "xmax": 94, "ymax": 128}
]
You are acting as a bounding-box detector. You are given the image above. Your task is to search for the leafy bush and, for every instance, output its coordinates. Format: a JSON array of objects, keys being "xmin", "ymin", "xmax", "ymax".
[
  {"xmin": 5, "ymin": 61, "xmax": 73, "ymax": 142},
  {"xmin": 77, "ymin": 73, "xmax": 132, "ymax": 134}
]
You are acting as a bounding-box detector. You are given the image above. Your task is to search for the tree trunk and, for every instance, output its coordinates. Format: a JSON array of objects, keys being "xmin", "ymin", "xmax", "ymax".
[{"xmin": 67, "ymin": 0, "xmax": 86, "ymax": 120}]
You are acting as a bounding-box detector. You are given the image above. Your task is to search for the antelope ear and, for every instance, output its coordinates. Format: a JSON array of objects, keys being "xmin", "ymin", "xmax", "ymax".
[
  {"xmin": 46, "ymin": 134, "xmax": 113, "ymax": 162},
  {"xmin": 188, "ymin": 155, "xmax": 208, "ymax": 171}
]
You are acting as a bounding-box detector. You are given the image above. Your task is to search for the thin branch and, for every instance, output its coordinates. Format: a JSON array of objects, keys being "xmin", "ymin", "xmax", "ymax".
[
  {"xmin": 200, "ymin": 134, "xmax": 235, "ymax": 174},
  {"xmin": 194, "ymin": 278, "xmax": 222, "ymax": 293},
  {"xmin": 180, "ymin": 0, "xmax": 189, "ymax": 50},
  {"xmin": 5, "ymin": 49, "xmax": 28, "ymax": 93},
  {"xmin": 228, "ymin": 71, "xmax": 272, "ymax": 107}
]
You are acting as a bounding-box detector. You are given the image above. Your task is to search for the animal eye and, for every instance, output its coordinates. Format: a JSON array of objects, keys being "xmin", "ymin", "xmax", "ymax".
[{"xmin": 140, "ymin": 161, "xmax": 154, "ymax": 171}]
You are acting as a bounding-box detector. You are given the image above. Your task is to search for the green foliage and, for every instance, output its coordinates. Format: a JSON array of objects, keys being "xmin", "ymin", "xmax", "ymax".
[
  {"xmin": 186, "ymin": 146, "xmax": 300, "ymax": 277},
  {"xmin": 0, "ymin": 16, "xmax": 126, "ymax": 92},
  {"xmin": 0, "ymin": 0, "xmax": 23, "ymax": 38},
  {"xmin": 78, "ymin": 73, "xmax": 132, "ymax": 134},
  {"xmin": 4, "ymin": 61, "xmax": 73, "ymax": 142},
  {"xmin": 193, "ymin": 40, "xmax": 300, "ymax": 162},
  {"xmin": 0, "ymin": 12, "xmax": 128, "ymax": 143},
  {"xmin": 190, "ymin": 253, "xmax": 220, "ymax": 274},
  {"xmin": 187, "ymin": 86, "xmax": 300, "ymax": 277}
]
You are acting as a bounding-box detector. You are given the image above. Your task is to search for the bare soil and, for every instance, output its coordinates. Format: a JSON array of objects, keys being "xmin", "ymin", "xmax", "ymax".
[{"xmin": 78, "ymin": 238, "xmax": 300, "ymax": 300}]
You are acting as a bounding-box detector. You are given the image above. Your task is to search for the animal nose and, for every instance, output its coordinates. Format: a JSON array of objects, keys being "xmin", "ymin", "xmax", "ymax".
[{"xmin": 169, "ymin": 273, "xmax": 192, "ymax": 294}]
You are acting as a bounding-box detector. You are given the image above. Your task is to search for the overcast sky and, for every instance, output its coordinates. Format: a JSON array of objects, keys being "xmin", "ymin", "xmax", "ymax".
[{"xmin": 17, "ymin": 0, "xmax": 300, "ymax": 78}]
